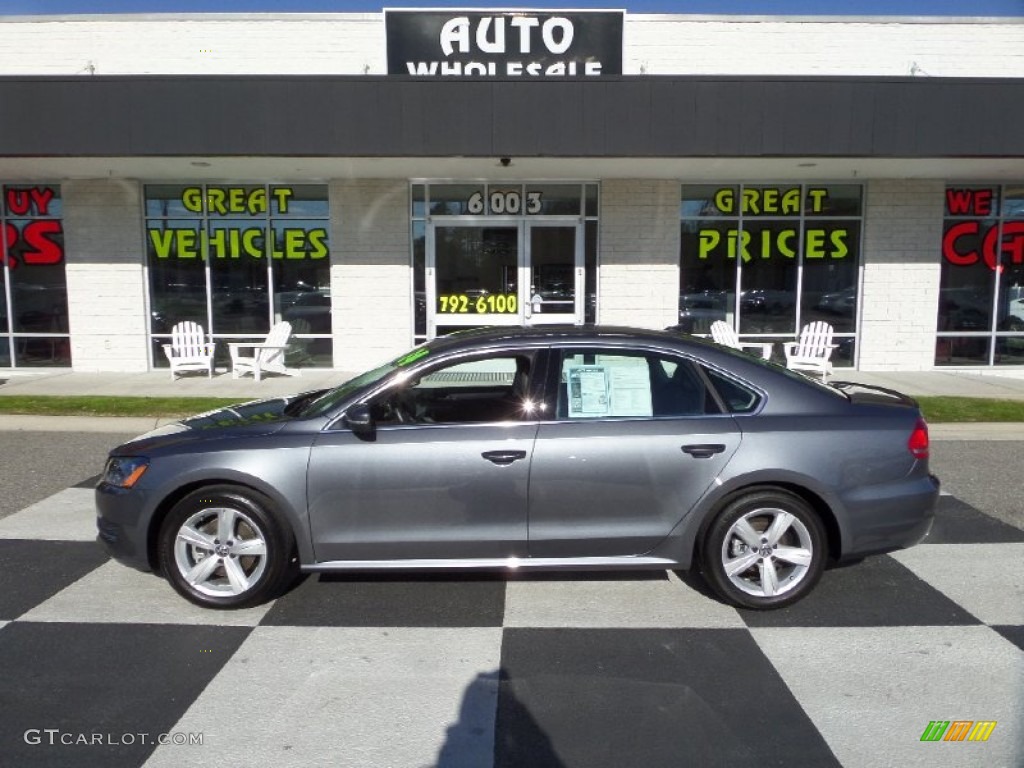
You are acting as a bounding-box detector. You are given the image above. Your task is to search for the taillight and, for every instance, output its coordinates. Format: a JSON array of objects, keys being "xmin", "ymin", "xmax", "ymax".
[{"xmin": 908, "ymin": 418, "xmax": 929, "ymax": 459}]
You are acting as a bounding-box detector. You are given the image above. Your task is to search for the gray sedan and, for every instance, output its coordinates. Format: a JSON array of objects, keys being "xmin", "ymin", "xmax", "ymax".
[{"xmin": 96, "ymin": 326, "xmax": 938, "ymax": 610}]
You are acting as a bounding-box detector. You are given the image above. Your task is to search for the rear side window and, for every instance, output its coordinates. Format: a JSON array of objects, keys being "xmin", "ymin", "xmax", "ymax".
[
  {"xmin": 703, "ymin": 368, "xmax": 762, "ymax": 413},
  {"xmin": 554, "ymin": 348, "xmax": 719, "ymax": 419}
]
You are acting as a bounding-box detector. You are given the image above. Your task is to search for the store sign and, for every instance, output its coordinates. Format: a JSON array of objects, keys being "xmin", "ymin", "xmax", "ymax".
[
  {"xmin": 942, "ymin": 188, "xmax": 1024, "ymax": 272},
  {"xmin": 146, "ymin": 186, "xmax": 328, "ymax": 261},
  {"xmin": 1, "ymin": 186, "xmax": 63, "ymax": 270},
  {"xmin": 697, "ymin": 187, "xmax": 850, "ymax": 262},
  {"xmin": 385, "ymin": 10, "xmax": 623, "ymax": 77}
]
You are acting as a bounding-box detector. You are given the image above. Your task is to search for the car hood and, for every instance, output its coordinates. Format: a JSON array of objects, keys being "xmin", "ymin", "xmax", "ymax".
[{"xmin": 115, "ymin": 389, "xmax": 329, "ymax": 452}]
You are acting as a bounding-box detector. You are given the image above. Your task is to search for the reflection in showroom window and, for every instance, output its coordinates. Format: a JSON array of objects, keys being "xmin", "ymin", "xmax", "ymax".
[
  {"xmin": 936, "ymin": 184, "xmax": 1024, "ymax": 366},
  {"xmin": 0, "ymin": 184, "xmax": 70, "ymax": 368},
  {"xmin": 679, "ymin": 184, "xmax": 862, "ymax": 367},
  {"xmin": 145, "ymin": 184, "xmax": 331, "ymax": 369}
]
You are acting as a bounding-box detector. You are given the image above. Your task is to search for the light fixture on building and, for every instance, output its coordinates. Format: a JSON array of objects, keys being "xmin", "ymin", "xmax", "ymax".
[
  {"xmin": 190, "ymin": 161, "xmax": 211, "ymax": 168},
  {"xmin": 499, "ymin": 157, "xmax": 512, "ymax": 167}
]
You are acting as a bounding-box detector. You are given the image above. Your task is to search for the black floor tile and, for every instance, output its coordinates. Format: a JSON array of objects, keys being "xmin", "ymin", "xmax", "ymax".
[
  {"xmin": 0, "ymin": 622, "xmax": 250, "ymax": 768},
  {"xmin": 740, "ymin": 555, "xmax": 981, "ymax": 628},
  {"xmin": 496, "ymin": 628, "xmax": 839, "ymax": 768},
  {"xmin": 992, "ymin": 625, "xmax": 1024, "ymax": 653},
  {"xmin": 924, "ymin": 496, "xmax": 1024, "ymax": 544},
  {"xmin": 260, "ymin": 572, "xmax": 507, "ymax": 627},
  {"xmin": 0, "ymin": 540, "xmax": 109, "ymax": 620}
]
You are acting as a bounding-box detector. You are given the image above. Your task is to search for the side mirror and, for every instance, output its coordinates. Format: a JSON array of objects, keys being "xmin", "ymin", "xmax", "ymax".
[{"xmin": 343, "ymin": 403, "xmax": 374, "ymax": 434}]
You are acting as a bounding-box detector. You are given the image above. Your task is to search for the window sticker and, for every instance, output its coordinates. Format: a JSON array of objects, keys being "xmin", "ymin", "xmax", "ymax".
[{"xmin": 565, "ymin": 356, "xmax": 653, "ymax": 418}]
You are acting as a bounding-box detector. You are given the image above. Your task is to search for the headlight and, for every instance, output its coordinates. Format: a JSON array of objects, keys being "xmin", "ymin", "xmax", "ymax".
[{"xmin": 101, "ymin": 457, "xmax": 149, "ymax": 489}]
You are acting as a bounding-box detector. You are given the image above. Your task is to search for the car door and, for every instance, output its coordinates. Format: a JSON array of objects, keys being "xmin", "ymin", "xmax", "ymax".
[
  {"xmin": 307, "ymin": 351, "xmax": 540, "ymax": 562},
  {"xmin": 528, "ymin": 346, "xmax": 742, "ymax": 558}
]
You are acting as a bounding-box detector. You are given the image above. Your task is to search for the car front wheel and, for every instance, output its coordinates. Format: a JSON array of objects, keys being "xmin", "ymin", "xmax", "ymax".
[
  {"xmin": 158, "ymin": 485, "xmax": 294, "ymax": 609},
  {"xmin": 701, "ymin": 489, "xmax": 826, "ymax": 610}
]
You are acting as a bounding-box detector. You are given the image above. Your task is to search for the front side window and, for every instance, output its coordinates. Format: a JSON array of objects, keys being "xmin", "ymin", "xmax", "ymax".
[
  {"xmin": 0, "ymin": 184, "xmax": 69, "ymax": 367},
  {"xmin": 937, "ymin": 184, "xmax": 1024, "ymax": 366},
  {"xmin": 370, "ymin": 353, "xmax": 538, "ymax": 425},
  {"xmin": 554, "ymin": 348, "xmax": 717, "ymax": 420},
  {"xmin": 145, "ymin": 184, "xmax": 331, "ymax": 369},
  {"xmin": 679, "ymin": 184, "xmax": 862, "ymax": 368}
]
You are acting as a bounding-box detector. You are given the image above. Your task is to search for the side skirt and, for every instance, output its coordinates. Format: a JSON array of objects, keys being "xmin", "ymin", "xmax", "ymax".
[{"xmin": 301, "ymin": 555, "xmax": 680, "ymax": 573}]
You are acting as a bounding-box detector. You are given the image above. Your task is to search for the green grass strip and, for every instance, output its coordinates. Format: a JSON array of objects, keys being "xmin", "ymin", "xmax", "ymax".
[
  {"xmin": 0, "ymin": 396, "xmax": 242, "ymax": 418},
  {"xmin": 915, "ymin": 396, "xmax": 1024, "ymax": 424}
]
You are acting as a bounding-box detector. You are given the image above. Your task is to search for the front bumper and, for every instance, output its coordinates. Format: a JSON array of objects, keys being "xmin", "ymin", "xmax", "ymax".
[{"xmin": 95, "ymin": 482, "xmax": 155, "ymax": 571}]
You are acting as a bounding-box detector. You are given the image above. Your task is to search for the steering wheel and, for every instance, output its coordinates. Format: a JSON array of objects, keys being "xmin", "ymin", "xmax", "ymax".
[{"xmin": 390, "ymin": 390, "xmax": 417, "ymax": 424}]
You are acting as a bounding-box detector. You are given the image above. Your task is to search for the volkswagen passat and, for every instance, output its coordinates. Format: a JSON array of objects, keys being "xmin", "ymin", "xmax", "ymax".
[{"xmin": 96, "ymin": 326, "xmax": 938, "ymax": 611}]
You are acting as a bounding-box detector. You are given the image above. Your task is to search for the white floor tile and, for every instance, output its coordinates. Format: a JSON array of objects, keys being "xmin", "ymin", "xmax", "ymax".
[
  {"xmin": 503, "ymin": 571, "xmax": 745, "ymax": 628},
  {"xmin": 144, "ymin": 626, "xmax": 503, "ymax": 768},
  {"xmin": 21, "ymin": 561, "xmax": 273, "ymax": 627},
  {"xmin": 751, "ymin": 626, "xmax": 1024, "ymax": 768},
  {"xmin": 0, "ymin": 488, "xmax": 97, "ymax": 541},
  {"xmin": 892, "ymin": 543, "xmax": 1024, "ymax": 626}
]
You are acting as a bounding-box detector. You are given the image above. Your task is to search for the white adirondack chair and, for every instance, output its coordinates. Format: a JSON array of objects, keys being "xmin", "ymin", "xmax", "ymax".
[
  {"xmin": 228, "ymin": 321, "xmax": 299, "ymax": 382},
  {"xmin": 162, "ymin": 321, "xmax": 215, "ymax": 380},
  {"xmin": 710, "ymin": 320, "xmax": 773, "ymax": 360},
  {"xmin": 784, "ymin": 321, "xmax": 837, "ymax": 381}
]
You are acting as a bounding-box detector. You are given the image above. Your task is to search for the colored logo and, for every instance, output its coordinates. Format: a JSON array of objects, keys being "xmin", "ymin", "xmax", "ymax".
[{"xmin": 920, "ymin": 720, "xmax": 997, "ymax": 742}]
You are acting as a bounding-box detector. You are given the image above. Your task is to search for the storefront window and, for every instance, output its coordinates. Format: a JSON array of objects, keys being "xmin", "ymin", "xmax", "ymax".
[
  {"xmin": 679, "ymin": 184, "xmax": 863, "ymax": 367},
  {"xmin": 0, "ymin": 184, "xmax": 70, "ymax": 367},
  {"xmin": 145, "ymin": 184, "xmax": 331, "ymax": 368},
  {"xmin": 937, "ymin": 184, "xmax": 1024, "ymax": 366}
]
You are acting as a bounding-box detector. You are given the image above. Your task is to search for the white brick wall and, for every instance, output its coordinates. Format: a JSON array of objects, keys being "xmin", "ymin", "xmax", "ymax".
[
  {"xmin": 598, "ymin": 180, "xmax": 680, "ymax": 330},
  {"xmin": 330, "ymin": 179, "xmax": 412, "ymax": 372},
  {"xmin": 0, "ymin": 14, "xmax": 1020, "ymax": 77},
  {"xmin": 61, "ymin": 179, "xmax": 150, "ymax": 372},
  {"xmin": 626, "ymin": 17, "xmax": 1024, "ymax": 77},
  {"xmin": 858, "ymin": 179, "xmax": 944, "ymax": 371}
]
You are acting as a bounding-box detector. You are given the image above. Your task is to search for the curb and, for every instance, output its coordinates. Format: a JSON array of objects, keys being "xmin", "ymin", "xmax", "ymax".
[{"xmin": 0, "ymin": 415, "xmax": 179, "ymax": 434}]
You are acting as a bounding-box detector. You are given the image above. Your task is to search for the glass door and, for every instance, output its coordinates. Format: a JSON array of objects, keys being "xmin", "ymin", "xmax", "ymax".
[
  {"xmin": 525, "ymin": 221, "xmax": 583, "ymax": 326},
  {"xmin": 426, "ymin": 220, "xmax": 584, "ymax": 337},
  {"xmin": 428, "ymin": 222, "xmax": 522, "ymax": 335}
]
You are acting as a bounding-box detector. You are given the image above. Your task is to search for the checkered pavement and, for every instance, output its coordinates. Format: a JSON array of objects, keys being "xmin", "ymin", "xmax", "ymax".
[{"xmin": 0, "ymin": 486, "xmax": 1021, "ymax": 768}]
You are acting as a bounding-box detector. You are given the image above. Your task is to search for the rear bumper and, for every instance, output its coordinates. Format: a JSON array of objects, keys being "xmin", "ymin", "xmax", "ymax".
[{"xmin": 840, "ymin": 473, "xmax": 940, "ymax": 560}]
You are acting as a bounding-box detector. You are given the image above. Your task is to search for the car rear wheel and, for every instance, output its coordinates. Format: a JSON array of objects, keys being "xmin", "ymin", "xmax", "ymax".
[
  {"xmin": 158, "ymin": 485, "xmax": 294, "ymax": 609},
  {"xmin": 701, "ymin": 489, "xmax": 826, "ymax": 610}
]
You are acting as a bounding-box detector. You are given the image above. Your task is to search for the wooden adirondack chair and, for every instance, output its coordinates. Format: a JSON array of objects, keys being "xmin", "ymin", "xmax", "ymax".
[
  {"xmin": 710, "ymin": 320, "xmax": 773, "ymax": 360},
  {"xmin": 783, "ymin": 321, "xmax": 837, "ymax": 381},
  {"xmin": 162, "ymin": 321, "xmax": 215, "ymax": 380},
  {"xmin": 228, "ymin": 321, "xmax": 299, "ymax": 382}
]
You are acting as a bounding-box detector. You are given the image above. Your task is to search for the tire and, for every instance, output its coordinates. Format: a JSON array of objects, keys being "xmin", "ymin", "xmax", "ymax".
[
  {"xmin": 157, "ymin": 485, "xmax": 295, "ymax": 609},
  {"xmin": 701, "ymin": 488, "xmax": 826, "ymax": 610}
]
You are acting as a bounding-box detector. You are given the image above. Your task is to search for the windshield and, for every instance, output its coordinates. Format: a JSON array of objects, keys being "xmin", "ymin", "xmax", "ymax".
[
  {"xmin": 298, "ymin": 343, "xmax": 435, "ymax": 418},
  {"xmin": 300, "ymin": 362, "xmax": 399, "ymax": 418}
]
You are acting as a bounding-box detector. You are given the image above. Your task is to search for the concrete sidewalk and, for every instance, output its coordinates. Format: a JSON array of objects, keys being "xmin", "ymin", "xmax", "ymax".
[{"xmin": 2, "ymin": 366, "xmax": 1024, "ymax": 439}]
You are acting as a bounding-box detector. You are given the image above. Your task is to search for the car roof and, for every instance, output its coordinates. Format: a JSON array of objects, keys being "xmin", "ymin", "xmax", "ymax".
[{"xmin": 426, "ymin": 324, "xmax": 693, "ymax": 352}]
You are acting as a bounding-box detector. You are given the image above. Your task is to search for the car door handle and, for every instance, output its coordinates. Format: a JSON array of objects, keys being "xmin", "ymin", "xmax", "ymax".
[
  {"xmin": 681, "ymin": 444, "xmax": 726, "ymax": 459},
  {"xmin": 482, "ymin": 450, "xmax": 528, "ymax": 465}
]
